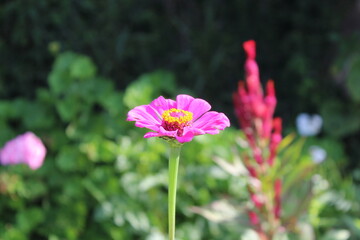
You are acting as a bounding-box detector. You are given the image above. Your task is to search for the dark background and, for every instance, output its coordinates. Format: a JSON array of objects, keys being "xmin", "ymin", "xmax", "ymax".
[{"xmin": 1, "ymin": 0, "xmax": 359, "ymax": 173}]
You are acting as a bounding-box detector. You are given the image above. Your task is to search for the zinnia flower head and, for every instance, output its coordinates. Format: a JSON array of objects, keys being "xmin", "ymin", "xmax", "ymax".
[
  {"xmin": 127, "ymin": 94, "xmax": 230, "ymax": 144},
  {"xmin": 0, "ymin": 132, "xmax": 47, "ymax": 170}
]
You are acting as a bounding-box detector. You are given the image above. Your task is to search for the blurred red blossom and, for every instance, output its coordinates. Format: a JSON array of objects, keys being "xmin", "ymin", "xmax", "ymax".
[{"xmin": 233, "ymin": 40, "xmax": 283, "ymax": 239}]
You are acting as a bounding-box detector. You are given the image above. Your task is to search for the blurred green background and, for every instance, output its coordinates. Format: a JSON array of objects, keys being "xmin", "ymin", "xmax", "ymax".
[{"xmin": 0, "ymin": 0, "xmax": 360, "ymax": 239}]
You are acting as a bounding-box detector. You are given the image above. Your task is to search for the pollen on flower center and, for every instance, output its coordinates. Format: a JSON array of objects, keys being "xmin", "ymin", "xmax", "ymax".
[{"xmin": 161, "ymin": 108, "xmax": 193, "ymax": 134}]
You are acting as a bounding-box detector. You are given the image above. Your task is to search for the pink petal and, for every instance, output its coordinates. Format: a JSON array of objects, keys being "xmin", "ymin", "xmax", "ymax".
[
  {"xmin": 144, "ymin": 132, "xmax": 161, "ymax": 138},
  {"xmin": 175, "ymin": 129, "xmax": 195, "ymax": 143},
  {"xmin": 187, "ymin": 98, "xmax": 211, "ymax": 121},
  {"xmin": 150, "ymin": 96, "xmax": 176, "ymax": 114},
  {"xmin": 158, "ymin": 126, "xmax": 177, "ymax": 137},
  {"xmin": 188, "ymin": 127, "xmax": 206, "ymax": 136},
  {"xmin": 193, "ymin": 111, "xmax": 230, "ymax": 134},
  {"xmin": 144, "ymin": 127, "xmax": 177, "ymax": 139},
  {"xmin": 175, "ymin": 95, "xmax": 211, "ymax": 120},
  {"xmin": 127, "ymin": 105, "xmax": 162, "ymax": 131},
  {"xmin": 176, "ymin": 94, "xmax": 194, "ymax": 110},
  {"xmin": 174, "ymin": 126, "xmax": 209, "ymax": 143}
]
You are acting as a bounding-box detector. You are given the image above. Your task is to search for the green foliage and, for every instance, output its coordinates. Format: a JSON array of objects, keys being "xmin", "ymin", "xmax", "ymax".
[
  {"xmin": 320, "ymin": 33, "xmax": 360, "ymax": 170},
  {"xmin": 123, "ymin": 70, "xmax": 176, "ymax": 109},
  {"xmin": 346, "ymin": 55, "xmax": 360, "ymax": 103},
  {"xmin": 195, "ymin": 129, "xmax": 360, "ymax": 240},
  {"xmin": 0, "ymin": 35, "xmax": 359, "ymax": 239},
  {"xmin": 277, "ymin": 135, "xmax": 360, "ymax": 240},
  {"xmin": 320, "ymin": 100, "xmax": 360, "ymax": 138},
  {"xmin": 0, "ymin": 52, "xmax": 247, "ymax": 239},
  {"xmin": 1, "ymin": 0, "xmax": 359, "ymax": 170}
]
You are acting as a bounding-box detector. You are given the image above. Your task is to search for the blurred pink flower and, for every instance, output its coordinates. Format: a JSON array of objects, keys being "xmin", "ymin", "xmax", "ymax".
[
  {"xmin": 127, "ymin": 94, "xmax": 230, "ymax": 143},
  {"xmin": 0, "ymin": 132, "xmax": 46, "ymax": 170}
]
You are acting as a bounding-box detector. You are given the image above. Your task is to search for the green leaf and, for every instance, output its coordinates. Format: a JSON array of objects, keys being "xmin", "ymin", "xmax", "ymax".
[
  {"xmin": 0, "ymin": 228, "xmax": 27, "ymax": 240},
  {"xmin": 56, "ymin": 97, "xmax": 80, "ymax": 121},
  {"xmin": 16, "ymin": 208, "xmax": 45, "ymax": 233},
  {"xmin": 346, "ymin": 55, "xmax": 360, "ymax": 103},
  {"xmin": 22, "ymin": 101, "xmax": 55, "ymax": 129},
  {"xmin": 56, "ymin": 146, "xmax": 84, "ymax": 172},
  {"xmin": 100, "ymin": 92, "xmax": 124, "ymax": 115},
  {"xmin": 79, "ymin": 138, "xmax": 118, "ymax": 162},
  {"xmin": 48, "ymin": 52, "xmax": 77, "ymax": 94},
  {"xmin": 0, "ymin": 101, "xmax": 10, "ymax": 118},
  {"xmin": 48, "ymin": 52, "xmax": 97, "ymax": 95},
  {"xmin": 320, "ymin": 100, "xmax": 360, "ymax": 137},
  {"xmin": 123, "ymin": 70, "xmax": 176, "ymax": 109},
  {"xmin": 69, "ymin": 55, "xmax": 97, "ymax": 80}
]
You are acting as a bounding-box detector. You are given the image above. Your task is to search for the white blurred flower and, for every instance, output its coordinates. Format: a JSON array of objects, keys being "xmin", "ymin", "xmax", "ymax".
[
  {"xmin": 309, "ymin": 146, "xmax": 327, "ymax": 164},
  {"xmin": 296, "ymin": 113, "xmax": 323, "ymax": 136},
  {"xmin": 312, "ymin": 174, "xmax": 329, "ymax": 192},
  {"xmin": 146, "ymin": 230, "xmax": 166, "ymax": 240}
]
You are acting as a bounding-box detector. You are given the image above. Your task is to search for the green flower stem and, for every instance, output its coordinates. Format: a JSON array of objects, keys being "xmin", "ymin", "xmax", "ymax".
[{"xmin": 168, "ymin": 146, "xmax": 181, "ymax": 240}]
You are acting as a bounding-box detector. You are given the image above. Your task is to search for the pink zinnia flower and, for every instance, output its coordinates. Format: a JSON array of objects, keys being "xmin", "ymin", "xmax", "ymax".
[
  {"xmin": 0, "ymin": 132, "xmax": 47, "ymax": 170},
  {"xmin": 127, "ymin": 94, "xmax": 230, "ymax": 143}
]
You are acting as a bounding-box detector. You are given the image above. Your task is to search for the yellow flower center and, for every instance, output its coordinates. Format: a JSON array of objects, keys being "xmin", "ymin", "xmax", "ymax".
[{"xmin": 161, "ymin": 108, "xmax": 193, "ymax": 135}]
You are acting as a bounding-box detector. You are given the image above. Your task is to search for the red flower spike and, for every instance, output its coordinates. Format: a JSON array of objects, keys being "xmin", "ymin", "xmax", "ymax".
[
  {"xmin": 262, "ymin": 80, "xmax": 277, "ymax": 139},
  {"xmin": 234, "ymin": 39, "xmax": 284, "ymax": 238},
  {"xmin": 243, "ymin": 41, "xmax": 263, "ymax": 116},
  {"xmin": 274, "ymin": 179, "xmax": 282, "ymax": 219},
  {"xmin": 251, "ymin": 193, "xmax": 264, "ymax": 209},
  {"xmin": 236, "ymin": 81, "xmax": 246, "ymax": 96},
  {"xmin": 266, "ymin": 80, "xmax": 276, "ymax": 97},
  {"xmin": 265, "ymin": 80, "xmax": 277, "ymax": 115},
  {"xmin": 272, "ymin": 117, "xmax": 283, "ymax": 135},
  {"xmin": 254, "ymin": 149, "xmax": 264, "ymax": 165},
  {"xmin": 245, "ymin": 63, "xmax": 261, "ymax": 98},
  {"xmin": 247, "ymin": 165, "xmax": 258, "ymax": 178},
  {"xmin": 248, "ymin": 211, "xmax": 260, "ymax": 226},
  {"xmin": 268, "ymin": 117, "xmax": 282, "ymax": 166},
  {"xmin": 233, "ymin": 81, "xmax": 254, "ymax": 132},
  {"xmin": 243, "ymin": 40, "xmax": 256, "ymax": 59}
]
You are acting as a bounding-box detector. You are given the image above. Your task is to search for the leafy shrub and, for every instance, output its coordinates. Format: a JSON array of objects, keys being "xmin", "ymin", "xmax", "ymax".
[
  {"xmin": 2, "ymin": 0, "xmax": 359, "ymax": 170},
  {"xmin": 1, "ymin": 49, "xmax": 359, "ymax": 239},
  {"xmin": 0, "ymin": 51, "xmax": 247, "ymax": 239}
]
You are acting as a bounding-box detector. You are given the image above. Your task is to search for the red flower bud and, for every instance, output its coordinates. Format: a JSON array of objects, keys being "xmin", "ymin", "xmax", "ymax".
[
  {"xmin": 248, "ymin": 210, "xmax": 260, "ymax": 225},
  {"xmin": 251, "ymin": 193, "xmax": 264, "ymax": 209},
  {"xmin": 243, "ymin": 40, "xmax": 256, "ymax": 59}
]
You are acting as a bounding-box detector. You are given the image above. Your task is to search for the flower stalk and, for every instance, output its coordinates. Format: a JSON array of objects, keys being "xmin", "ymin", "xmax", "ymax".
[
  {"xmin": 127, "ymin": 94, "xmax": 230, "ymax": 239},
  {"xmin": 168, "ymin": 146, "xmax": 181, "ymax": 240}
]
